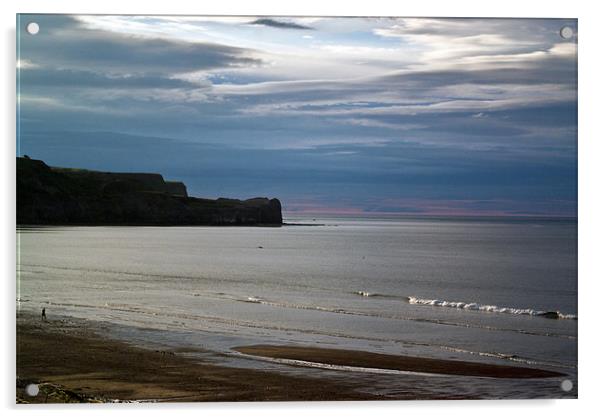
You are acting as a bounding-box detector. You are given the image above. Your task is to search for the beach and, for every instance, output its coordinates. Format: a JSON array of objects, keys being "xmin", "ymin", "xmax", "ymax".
[
  {"xmin": 17, "ymin": 310, "xmax": 568, "ymax": 403},
  {"xmin": 16, "ymin": 219, "xmax": 577, "ymax": 400},
  {"xmin": 16, "ymin": 311, "xmax": 379, "ymax": 402}
]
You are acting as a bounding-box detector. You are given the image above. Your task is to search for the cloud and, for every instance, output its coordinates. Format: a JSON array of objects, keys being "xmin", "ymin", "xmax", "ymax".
[
  {"xmin": 16, "ymin": 15, "xmax": 577, "ymax": 216},
  {"xmin": 16, "ymin": 59, "xmax": 38, "ymax": 69},
  {"xmin": 20, "ymin": 15, "xmax": 261, "ymax": 74},
  {"xmin": 19, "ymin": 67, "xmax": 202, "ymax": 89},
  {"xmin": 250, "ymin": 18, "xmax": 312, "ymax": 30},
  {"xmin": 373, "ymin": 18, "xmax": 577, "ymax": 73},
  {"xmin": 234, "ymin": 80, "xmax": 574, "ymax": 118},
  {"xmin": 374, "ymin": 18, "xmax": 572, "ymax": 40}
]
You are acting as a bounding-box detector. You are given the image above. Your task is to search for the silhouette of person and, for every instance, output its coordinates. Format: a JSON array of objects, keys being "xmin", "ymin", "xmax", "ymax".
[{"xmin": 41, "ymin": 308, "xmax": 46, "ymax": 321}]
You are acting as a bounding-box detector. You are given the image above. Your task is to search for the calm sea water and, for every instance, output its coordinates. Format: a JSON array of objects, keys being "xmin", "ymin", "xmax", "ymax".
[{"xmin": 16, "ymin": 216, "xmax": 577, "ymax": 399}]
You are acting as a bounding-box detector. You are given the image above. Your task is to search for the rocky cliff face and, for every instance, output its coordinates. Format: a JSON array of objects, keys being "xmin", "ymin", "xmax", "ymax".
[
  {"xmin": 165, "ymin": 181, "xmax": 188, "ymax": 197},
  {"xmin": 17, "ymin": 158, "xmax": 282, "ymax": 226}
]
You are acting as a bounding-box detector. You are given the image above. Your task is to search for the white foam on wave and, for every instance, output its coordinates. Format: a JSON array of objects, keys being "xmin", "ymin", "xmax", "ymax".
[
  {"xmin": 408, "ymin": 297, "xmax": 577, "ymax": 320},
  {"xmin": 233, "ymin": 294, "xmax": 576, "ymax": 338},
  {"xmin": 356, "ymin": 290, "xmax": 377, "ymax": 297}
]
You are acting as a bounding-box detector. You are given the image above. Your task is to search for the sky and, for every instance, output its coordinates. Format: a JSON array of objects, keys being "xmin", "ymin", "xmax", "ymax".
[{"xmin": 17, "ymin": 15, "xmax": 577, "ymax": 217}]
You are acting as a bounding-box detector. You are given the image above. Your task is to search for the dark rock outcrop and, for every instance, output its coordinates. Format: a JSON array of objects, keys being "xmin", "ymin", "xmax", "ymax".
[
  {"xmin": 165, "ymin": 181, "xmax": 188, "ymax": 197},
  {"xmin": 17, "ymin": 157, "xmax": 282, "ymax": 226}
]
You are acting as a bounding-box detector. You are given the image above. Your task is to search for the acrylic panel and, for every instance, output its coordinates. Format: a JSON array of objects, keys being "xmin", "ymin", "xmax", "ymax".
[{"xmin": 16, "ymin": 15, "xmax": 577, "ymax": 402}]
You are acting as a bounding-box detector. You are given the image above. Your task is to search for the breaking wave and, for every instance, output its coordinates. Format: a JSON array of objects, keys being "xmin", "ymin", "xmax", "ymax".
[
  {"xmin": 356, "ymin": 290, "xmax": 379, "ymax": 297},
  {"xmin": 408, "ymin": 297, "xmax": 577, "ymax": 320}
]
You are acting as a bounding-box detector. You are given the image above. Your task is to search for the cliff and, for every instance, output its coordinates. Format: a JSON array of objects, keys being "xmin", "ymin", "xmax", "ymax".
[{"xmin": 16, "ymin": 157, "xmax": 282, "ymax": 226}]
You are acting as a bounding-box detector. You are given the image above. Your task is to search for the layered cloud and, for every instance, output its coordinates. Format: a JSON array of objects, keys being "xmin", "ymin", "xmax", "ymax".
[
  {"xmin": 17, "ymin": 15, "xmax": 577, "ymax": 216},
  {"xmin": 251, "ymin": 18, "xmax": 313, "ymax": 30}
]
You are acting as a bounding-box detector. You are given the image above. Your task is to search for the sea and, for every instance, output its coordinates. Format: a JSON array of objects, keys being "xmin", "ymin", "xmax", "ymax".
[{"xmin": 16, "ymin": 215, "xmax": 578, "ymax": 399}]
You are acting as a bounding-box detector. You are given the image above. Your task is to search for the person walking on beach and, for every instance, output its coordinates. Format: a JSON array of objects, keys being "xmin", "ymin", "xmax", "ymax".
[{"xmin": 41, "ymin": 307, "xmax": 46, "ymax": 321}]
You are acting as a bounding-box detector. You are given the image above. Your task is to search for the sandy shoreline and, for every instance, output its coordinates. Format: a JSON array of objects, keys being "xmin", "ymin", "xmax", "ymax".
[
  {"xmin": 16, "ymin": 311, "xmax": 566, "ymax": 403},
  {"xmin": 235, "ymin": 345, "xmax": 565, "ymax": 379},
  {"xmin": 16, "ymin": 312, "xmax": 379, "ymax": 403}
]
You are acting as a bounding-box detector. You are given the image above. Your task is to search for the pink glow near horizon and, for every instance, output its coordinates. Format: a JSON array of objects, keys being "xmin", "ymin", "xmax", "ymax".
[{"xmin": 282, "ymin": 198, "xmax": 576, "ymax": 218}]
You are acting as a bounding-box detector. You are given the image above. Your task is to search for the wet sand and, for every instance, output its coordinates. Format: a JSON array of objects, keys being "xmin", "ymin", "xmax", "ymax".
[
  {"xmin": 235, "ymin": 345, "xmax": 565, "ymax": 379},
  {"xmin": 16, "ymin": 311, "xmax": 565, "ymax": 403},
  {"xmin": 16, "ymin": 312, "xmax": 379, "ymax": 403}
]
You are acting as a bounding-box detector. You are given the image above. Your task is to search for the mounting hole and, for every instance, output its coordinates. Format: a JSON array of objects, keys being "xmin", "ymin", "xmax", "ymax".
[
  {"xmin": 25, "ymin": 383, "xmax": 39, "ymax": 397},
  {"xmin": 560, "ymin": 26, "xmax": 573, "ymax": 40},
  {"xmin": 560, "ymin": 379, "xmax": 573, "ymax": 392},
  {"xmin": 26, "ymin": 22, "xmax": 39, "ymax": 35}
]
